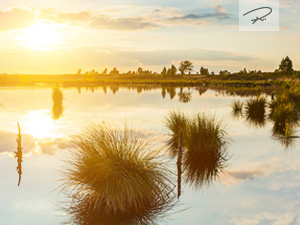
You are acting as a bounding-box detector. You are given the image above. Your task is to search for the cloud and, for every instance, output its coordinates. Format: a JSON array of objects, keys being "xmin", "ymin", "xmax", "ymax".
[
  {"xmin": 220, "ymin": 155, "xmax": 300, "ymax": 186},
  {"xmin": 0, "ymin": 7, "xmax": 36, "ymax": 31},
  {"xmin": 0, "ymin": 130, "xmax": 35, "ymax": 155},
  {"xmin": 0, "ymin": 5, "xmax": 233, "ymax": 32},
  {"xmin": 89, "ymin": 15, "xmax": 159, "ymax": 31},
  {"xmin": 0, "ymin": 130, "xmax": 70, "ymax": 156},
  {"xmin": 231, "ymin": 212, "xmax": 298, "ymax": 225},
  {"xmin": 112, "ymin": 48, "xmax": 254, "ymax": 66},
  {"xmin": 0, "ymin": 46, "xmax": 255, "ymax": 73},
  {"xmin": 39, "ymin": 8, "xmax": 92, "ymax": 25},
  {"xmin": 37, "ymin": 137, "xmax": 71, "ymax": 155},
  {"xmin": 36, "ymin": 5, "xmax": 231, "ymax": 31},
  {"xmin": 38, "ymin": 7, "xmax": 160, "ymax": 31},
  {"xmin": 170, "ymin": 5, "xmax": 230, "ymax": 21},
  {"xmin": 220, "ymin": 169, "xmax": 264, "ymax": 185}
]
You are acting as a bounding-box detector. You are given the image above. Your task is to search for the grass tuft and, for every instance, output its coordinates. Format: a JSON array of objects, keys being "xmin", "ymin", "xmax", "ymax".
[
  {"xmin": 244, "ymin": 95, "xmax": 266, "ymax": 127},
  {"xmin": 165, "ymin": 111, "xmax": 229, "ymax": 189},
  {"xmin": 61, "ymin": 122, "xmax": 175, "ymax": 225},
  {"xmin": 231, "ymin": 100, "xmax": 244, "ymax": 118}
]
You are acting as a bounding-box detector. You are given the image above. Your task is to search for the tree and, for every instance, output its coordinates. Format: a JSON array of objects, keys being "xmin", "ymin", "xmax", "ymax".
[
  {"xmin": 178, "ymin": 60, "xmax": 193, "ymax": 75},
  {"xmin": 77, "ymin": 68, "xmax": 82, "ymax": 75},
  {"xmin": 137, "ymin": 67, "xmax": 143, "ymax": 75},
  {"xmin": 279, "ymin": 56, "xmax": 293, "ymax": 75},
  {"xmin": 170, "ymin": 65, "xmax": 177, "ymax": 75},
  {"xmin": 219, "ymin": 70, "xmax": 230, "ymax": 76},
  {"xmin": 102, "ymin": 68, "xmax": 108, "ymax": 75},
  {"xmin": 161, "ymin": 67, "xmax": 167, "ymax": 78},
  {"xmin": 200, "ymin": 67, "xmax": 209, "ymax": 75},
  {"xmin": 110, "ymin": 67, "xmax": 119, "ymax": 75},
  {"xmin": 166, "ymin": 68, "xmax": 171, "ymax": 76}
]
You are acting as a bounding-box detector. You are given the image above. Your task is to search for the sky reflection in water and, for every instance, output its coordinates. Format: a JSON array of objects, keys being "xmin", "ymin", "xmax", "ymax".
[{"xmin": 0, "ymin": 86, "xmax": 299, "ymax": 225}]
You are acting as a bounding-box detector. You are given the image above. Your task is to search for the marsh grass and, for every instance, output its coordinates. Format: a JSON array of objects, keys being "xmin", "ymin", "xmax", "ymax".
[
  {"xmin": 245, "ymin": 95, "xmax": 266, "ymax": 127},
  {"xmin": 61, "ymin": 123, "xmax": 175, "ymax": 225},
  {"xmin": 270, "ymin": 102, "xmax": 298, "ymax": 136},
  {"xmin": 184, "ymin": 114, "xmax": 229, "ymax": 188},
  {"xmin": 165, "ymin": 111, "xmax": 229, "ymax": 189},
  {"xmin": 269, "ymin": 90, "xmax": 300, "ymax": 148},
  {"xmin": 231, "ymin": 100, "xmax": 244, "ymax": 118},
  {"xmin": 275, "ymin": 123, "xmax": 296, "ymax": 149},
  {"xmin": 165, "ymin": 111, "xmax": 187, "ymax": 158}
]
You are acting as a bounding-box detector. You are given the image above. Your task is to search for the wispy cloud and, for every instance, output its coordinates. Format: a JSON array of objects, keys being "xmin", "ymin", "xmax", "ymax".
[
  {"xmin": 0, "ymin": 5, "xmax": 233, "ymax": 32},
  {"xmin": 0, "ymin": 7, "xmax": 36, "ymax": 31},
  {"xmin": 89, "ymin": 15, "xmax": 159, "ymax": 31},
  {"xmin": 0, "ymin": 130, "xmax": 70, "ymax": 156},
  {"xmin": 170, "ymin": 5, "xmax": 230, "ymax": 21},
  {"xmin": 39, "ymin": 8, "xmax": 92, "ymax": 25},
  {"xmin": 220, "ymin": 156, "xmax": 300, "ymax": 186},
  {"xmin": 112, "ymin": 48, "xmax": 254, "ymax": 65},
  {"xmin": 0, "ymin": 46, "xmax": 255, "ymax": 73},
  {"xmin": 36, "ymin": 5, "xmax": 232, "ymax": 31}
]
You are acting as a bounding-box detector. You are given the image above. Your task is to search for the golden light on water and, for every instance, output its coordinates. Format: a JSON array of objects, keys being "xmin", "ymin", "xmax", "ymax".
[
  {"xmin": 19, "ymin": 21, "xmax": 63, "ymax": 51},
  {"xmin": 23, "ymin": 110, "xmax": 55, "ymax": 139}
]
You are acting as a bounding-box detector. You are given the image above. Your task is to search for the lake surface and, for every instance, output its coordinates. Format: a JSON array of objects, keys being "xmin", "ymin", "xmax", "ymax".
[{"xmin": 0, "ymin": 86, "xmax": 299, "ymax": 225}]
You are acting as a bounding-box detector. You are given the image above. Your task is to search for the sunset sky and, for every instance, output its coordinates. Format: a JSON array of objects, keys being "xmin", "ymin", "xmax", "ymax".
[{"xmin": 0, "ymin": 0, "xmax": 299, "ymax": 74}]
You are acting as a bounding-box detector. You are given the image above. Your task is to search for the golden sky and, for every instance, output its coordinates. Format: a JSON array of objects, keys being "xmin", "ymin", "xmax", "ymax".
[{"xmin": 0, "ymin": 0, "xmax": 299, "ymax": 73}]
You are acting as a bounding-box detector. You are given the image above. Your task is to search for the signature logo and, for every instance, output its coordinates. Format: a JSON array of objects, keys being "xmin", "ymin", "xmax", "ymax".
[{"xmin": 243, "ymin": 7, "xmax": 272, "ymax": 24}]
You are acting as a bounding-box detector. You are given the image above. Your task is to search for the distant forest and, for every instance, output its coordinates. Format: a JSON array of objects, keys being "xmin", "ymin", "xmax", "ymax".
[{"xmin": 77, "ymin": 56, "xmax": 299, "ymax": 78}]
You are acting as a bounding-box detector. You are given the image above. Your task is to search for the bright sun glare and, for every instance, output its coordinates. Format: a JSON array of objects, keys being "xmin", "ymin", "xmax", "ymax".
[
  {"xmin": 24, "ymin": 110, "xmax": 55, "ymax": 139},
  {"xmin": 20, "ymin": 21, "xmax": 63, "ymax": 51}
]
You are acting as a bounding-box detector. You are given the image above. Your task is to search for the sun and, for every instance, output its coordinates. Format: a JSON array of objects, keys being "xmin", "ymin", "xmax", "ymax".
[{"xmin": 20, "ymin": 21, "xmax": 63, "ymax": 51}]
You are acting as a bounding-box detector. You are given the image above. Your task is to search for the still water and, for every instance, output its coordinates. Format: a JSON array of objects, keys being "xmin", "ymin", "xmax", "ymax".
[{"xmin": 0, "ymin": 86, "xmax": 299, "ymax": 225}]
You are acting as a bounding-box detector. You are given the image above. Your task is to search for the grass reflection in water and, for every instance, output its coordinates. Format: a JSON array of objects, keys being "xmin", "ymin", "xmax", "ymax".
[
  {"xmin": 61, "ymin": 123, "xmax": 176, "ymax": 225},
  {"xmin": 165, "ymin": 111, "xmax": 230, "ymax": 193}
]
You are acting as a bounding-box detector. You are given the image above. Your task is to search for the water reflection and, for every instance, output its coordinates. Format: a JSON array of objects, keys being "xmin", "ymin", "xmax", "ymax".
[
  {"xmin": 178, "ymin": 88, "xmax": 192, "ymax": 103},
  {"xmin": 110, "ymin": 85, "xmax": 119, "ymax": 95},
  {"xmin": 196, "ymin": 87, "xmax": 207, "ymax": 96},
  {"xmin": 166, "ymin": 87, "xmax": 176, "ymax": 100},
  {"xmin": 61, "ymin": 123, "xmax": 176, "ymax": 225},
  {"xmin": 161, "ymin": 88, "xmax": 166, "ymax": 99},
  {"xmin": 165, "ymin": 111, "xmax": 229, "ymax": 194},
  {"xmin": 244, "ymin": 96, "xmax": 266, "ymax": 127},
  {"xmin": 15, "ymin": 122, "xmax": 23, "ymax": 186},
  {"xmin": 269, "ymin": 90, "xmax": 300, "ymax": 148},
  {"xmin": 231, "ymin": 100, "xmax": 243, "ymax": 118},
  {"xmin": 231, "ymin": 89, "xmax": 300, "ymax": 148},
  {"xmin": 52, "ymin": 87, "xmax": 64, "ymax": 120}
]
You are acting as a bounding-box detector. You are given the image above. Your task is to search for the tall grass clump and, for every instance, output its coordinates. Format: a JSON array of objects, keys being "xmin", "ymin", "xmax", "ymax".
[
  {"xmin": 61, "ymin": 123, "xmax": 175, "ymax": 225},
  {"xmin": 269, "ymin": 90, "xmax": 300, "ymax": 148},
  {"xmin": 270, "ymin": 101, "xmax": 298, "ymax": 136},
  {"xmin": 165, "ymin": 111, "xmax": 187, "ymax": 158},
  {"xmin": 165, "ymin": 111, "xmax": 229, "ymax": 189},
  {"xmin": 231, "ymin": 99, "xmax": 244, "ymax": 118},
  {"xmin": 244, "ymin": 95, "xmax": 266, "ymax": 127}
]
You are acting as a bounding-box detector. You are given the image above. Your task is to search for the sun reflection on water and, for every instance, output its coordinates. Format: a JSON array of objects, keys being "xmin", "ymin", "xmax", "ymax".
[{"xmin": 23, "ymin": 110, "xmax": 56, "ymax": 139}]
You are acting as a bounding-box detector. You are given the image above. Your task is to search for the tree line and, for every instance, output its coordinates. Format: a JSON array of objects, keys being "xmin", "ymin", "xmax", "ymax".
[{"xmin": 77, "ymin": 56, "xmax": 298, "ymax": 77}]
